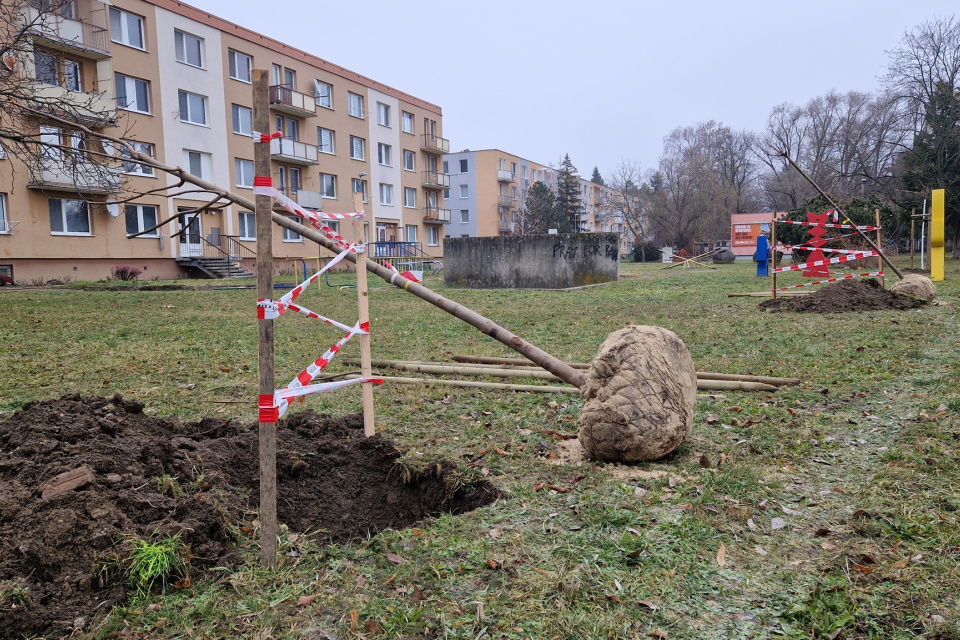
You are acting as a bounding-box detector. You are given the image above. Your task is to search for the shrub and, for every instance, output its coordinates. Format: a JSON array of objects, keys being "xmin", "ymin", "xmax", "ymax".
[
  {"xmin": 632, "ymin": 241, "xmax": 661, "ymax": 262},
  {"xmin": 110, "ymin": 265, "xmax": 143, "ymax": 282}
]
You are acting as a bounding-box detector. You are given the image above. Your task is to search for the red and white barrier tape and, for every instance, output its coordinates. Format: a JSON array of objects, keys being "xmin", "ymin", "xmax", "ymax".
[
  {"xmin": 772, "ymin": 250, "xmax": 878, "ymax": 274},
  {"xmin": 259, "ymin": 376, "xmax": 383, "ymax": 423},
  {"xmin": 251, "ymin": 130, "xmax": 282, "ymax": 143},
  {"xmin": 778, "ymin": 220, "xmax": 879, "ymax": 231},
  {"xmin": 252, "ymin": 176, "xmax": 362, "ymax": 252},
  {"xmin": 775, "ymin": 271, "xmax": 884, "ymax": 291},
  {"xmin": 382, "ymin": 259, "xmax": 422, "ymax": 284},
  {"xmin": 256, "ymin": 246, "xmax": 353, "ymax": 320}
]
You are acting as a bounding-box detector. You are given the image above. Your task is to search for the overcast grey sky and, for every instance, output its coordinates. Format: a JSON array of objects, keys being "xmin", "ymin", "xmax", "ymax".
[{"xmin": 193, "ymin": 0, "xmax": 956, "ymax": 179}]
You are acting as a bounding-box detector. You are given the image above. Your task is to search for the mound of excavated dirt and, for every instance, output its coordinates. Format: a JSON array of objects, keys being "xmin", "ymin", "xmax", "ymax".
[
  {"xmin": 759, "ymin": 278, "xmax": 928, "ymax": 314},
  {"xmin": 0, "ymin": 395, "xmax": 499, "ymax": 638}
]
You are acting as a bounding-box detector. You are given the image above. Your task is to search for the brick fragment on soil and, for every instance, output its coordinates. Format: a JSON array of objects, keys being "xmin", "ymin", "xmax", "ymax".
[{"xmin": 41, "ymin": 465, "xmax": 94, "ymax": 499}]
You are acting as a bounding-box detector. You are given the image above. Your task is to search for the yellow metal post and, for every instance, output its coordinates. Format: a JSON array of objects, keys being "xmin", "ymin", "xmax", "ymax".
[{"xmin": 930, "ymin": 189, "xmax": 945, "ymax": 282}]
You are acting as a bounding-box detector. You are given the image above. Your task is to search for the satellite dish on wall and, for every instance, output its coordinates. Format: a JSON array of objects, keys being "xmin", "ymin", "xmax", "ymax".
[{"xmin": 1, "ymin": 55, "xmax": 15, "ymax": 73}]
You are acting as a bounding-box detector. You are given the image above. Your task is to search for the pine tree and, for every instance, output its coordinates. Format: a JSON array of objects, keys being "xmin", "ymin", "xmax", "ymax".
[
  {"xmin": 591, "ymin": 166, "xmax": 605, "ymax": 186},
  {"xmin": 522, "ymin": 181, "xmax": 555, "ymax": 234},
  {"xmin": 554, "ymin": 154, "xmax": 583, "ymax": 233}
]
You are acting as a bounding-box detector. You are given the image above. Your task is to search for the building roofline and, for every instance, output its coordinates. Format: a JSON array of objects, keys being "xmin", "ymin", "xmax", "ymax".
[{"xmin": 147, "ymin": 0, "xmax": 443, "ymax": 115}]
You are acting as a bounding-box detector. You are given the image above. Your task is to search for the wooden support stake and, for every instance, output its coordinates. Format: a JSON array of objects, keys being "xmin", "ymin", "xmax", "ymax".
[
  {"xmin": 910, "ymin": 209, "xmax": 915, "ymax": 270},
  {"xmin": 770, "ymin": 217, "xmax": 777, "ymax": 298},
  {"xmin": 252, "ymin": 69, "xmax": 276, "ymax": 569},
  {"xmin": 876, "ymin": 208, "xmax": 884, "ymax": 288},
  {"xmin": 353, "ymin": 190, "xmax": 376, "ymax": 437}
]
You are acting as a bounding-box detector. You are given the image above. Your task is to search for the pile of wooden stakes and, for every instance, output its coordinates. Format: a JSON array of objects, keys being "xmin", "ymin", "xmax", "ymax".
[{"xmin": 339, "ymin": 355, "xmax": 799, "ymax": 394}]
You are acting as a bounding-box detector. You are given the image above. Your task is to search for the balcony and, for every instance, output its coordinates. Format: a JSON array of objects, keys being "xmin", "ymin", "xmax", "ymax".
[
  {"xmin": 497, "ymin": 169, "xmax": 515, "ymax": 183},
  {"xmin": 35, "ymin": 82, "xmax": 116, "ymax": 124},
  {"xmin": 25, "ymin": 5, "xmax": 111, "ymax": 59},
  {"xmin": 420, "ymin": 134, "xmax": 449, "ymax": 155},
  {"xmin": 27, "ymin": 158, "xmax": 122, "ymax": 194},
  {"xmin": 268, "ymin": 85, "xmax": 316, "ymax": 118},
  {"xmin": 498, "ymin": 195, "xmax": 517, "ymax": 209},
  {"xmin": 423, "ymin": 206, "xmax": 451, "ymax": 224},
  {"xmin": 295, "ymin": 189, "xmax": 324, "ymax": 210},
  {"xmin": 498, "ymin": 220, "xmax": 517, "ymax": 234},
  {"xmin": 422, "ymin": 170, "xmax": 450, "ymax": 189},
  {"xmin": 269, "ymin": 138, "xmax": 318, "ymax": 165}
]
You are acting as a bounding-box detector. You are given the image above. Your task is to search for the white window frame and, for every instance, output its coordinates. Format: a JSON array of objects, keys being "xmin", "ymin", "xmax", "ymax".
[
  {"xmin": 460, "ymin": 184, "xmax": 468, "ymax": 198},
  {"xmin": 0, "ymin": 193, "xmax": 8, "ymax": 233},
  {"xmin": 349, "ymin": 136, "xmax": 365, "ymax": 160},
  {"xmin": 348, "ymin": 92, "xmax": 364, "ymax": 118},
  {"xmin": 320, "ymin": 173, "xmax": 337, "ymax": 199},
  {"xmin": 228, "ymin": 50, "xmax": 252, "ymax": 83},
  {"xmin": 64, "ymin": 59, "xmax": 81, "ymax": 91},
  {"xmin": 120, "ymin": 140, "xmax": 155, "ymax": 176},
  {"xmin": 403, "ymin": 187, "xmax": 416, "ymax": 209},
  {"xmin": 115, "ymin": 73, "xmax": 150, "ymax": 113},
  {"xmin": 376, "ymin": 102, "xmax": 390, "ymax": 127},
  {"xmin": 377, "ymin": 143, "xmax": 391, "ymax": 166},
  {"xmin": 351, "ymin": 178, "xmax": 368, "ymax": 202},
  {"xmin": 125, "ymin": 203, "xmax": 158, "ymax": 237},
  {"xmin": 282, "ymin": 215, "xmax": 302, "ymax": 242},
  {"xmin": 427, "ymin": 225, "xmax": 439, "ymax": 247},
  {"xmin": 183, "ymin": 149, "xmax": 211, "ymax": 180},
  {"xmin": 109, "ymin": 7, "xmax": 145, "ymax": 50},
  {"xmin": 317, "ymin": 127, "xmax": 334, "ymax": 154},
  {"xmin": 235, "ymin": 158, "xmax": 254, "ymax": 188},
  {"xmin": 49, "ymin": 197, "xmax": 91, "ymax": 235},
  {"xmin": 174, "ymin": 30, "xmax": 203, "ymax": 68},
  {"xmin": 379, "ymin": 183, "xmax": 393, "ymax": 206},
  {"xmin": 237, "ymin": 211, "xmax": 256, "ymax": 240},
  {"xmin": 314, "ymin": 80, "xmax": 332, "ymax": 109},
  {"xmin": 460, "ymin": 209, "xmax": 469, "ymax": 224},
  {"xmin": 405, "ymin": 224, "xmax": 417, "ymax": 242},
  {"xmin": 232, "ymin": 104, "xmax": 252, "ymax": 136},
  {"xmin": 401, "ymin": 111, "xmax": 414, "ymax": 134},
  {"xmin": 403, "ymin": 149, "xmax": 415, "ymax": 172},
  {"xmin": 460, "ymin": 159, "xmax": 468, "ymax": 172},
  {"xmin": 178, "ymin": 90, "xmax": 207, "ymax": 125}
]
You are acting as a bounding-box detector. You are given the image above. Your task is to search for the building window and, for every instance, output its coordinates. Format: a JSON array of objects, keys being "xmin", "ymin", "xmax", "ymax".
[
  {"xmin": 119, "ymin": 140, "xmax": 154, "ymax": 175},
  {"xmin": 427, "ymin": 225, "xmax": 439, "ymax": 246},
  {"xmin": 0, "ymin": 193, "xmax": 8, "ymax": 233},
  {"xmin": 282, "ymin": 215, "xmax": 301, "ymax": 242},
  {"xmin": 348, "ymin": 92, "xmax": 364, "ymax": 118},
  {"xmin": 314, "ymin": 80, "xmax": 332, "ymax": 108},
  {"xmin": 235, "ymin": 158, "xmax": 254, "ymax": 188},
  {"xmin": 115, "ymin": 73, "xmax": 150, "ymax": 113},
  {"xmin": 238, "ymin": 211, "xmax": 256, "ymax": 240},
  {"xmin": 229, "ymin": 50, "xmax": 252, "ymax": 83},
  {"xmin": 317, "ymin": 127, "xmax": 334, "ymax": 154},
  {"xmin": 442, "ymin": 160, "xmax": 449, "ymax": 173},
  {"xmin": 405, "ymin": 224, "xmax": 417, "ymax": 242},
  {"xmin": 178, "ymin": 90, "xmax": 207, "ymax": 125},
  {"xmin": 109, "ymin": 7, "xmax": 144, "ymax": 50},
  {"xmin": 183, "ymin": 150, "xmax": 210, "ymax": 179},
  {"xmin": 349, "ymin": 136, "xmax": 364, "ymax": 160},
  {"xmin": 49, "ymin": 198, "xmax": 90, "ymax": 235},
  {"xmin": 401, "ymin": 111, "xmax": 414, "ymax": 134},
  {"xmin": 174, "ymin": 30, "xmax": 203, "ymax": 67},
  {"xmin": 379, "ymin": 183, "xmax": 393, "ymax": 206},
  {"xmin": 377, "ymin": 143, "xmax": 391, "ymax": 166},
  {"xmin": 444, "ymin": 188, "xmax": 450, "ymax": 199},
  {"xmin": 404, "ymin": 187, "xmax": 415, "ymax": 208},
  {"xmin": 460, "ymin": 209, "xmax": 469, "ymax": 224},
  {"xmin": 460, "ymin": 184, "xmax": 468, "ymax": 198},
  {"xmin": 403, "ymin": 150, "xmax": 415, "ymax": 171},
  {"xmin": 277, "ymin": 165, "xmax": 301, "ymax": 195},
  {"xmin": 320, "ymin": 173, "xmax": 337, "ymax": 198},
  {"xmin": 351, "ymin": 178, "xmax": 367, "ymax": 202},
  {"xmin": 376, "ymin": 102, "xmax": 390, "ymax": 127},
  {"xmin": 274, "ymin": 116, "xmax": 298, "ymax": 141},
  {"xmin": 232, "ymin": 104, "xmax": 252, "ymax": 136},
  {"xmin": 460, "ymin": 159, "xmax": 468, "ymax": 173},
  {"xmin": 124, "ymin": 204, "xmax": 158, "ymax": 237}
]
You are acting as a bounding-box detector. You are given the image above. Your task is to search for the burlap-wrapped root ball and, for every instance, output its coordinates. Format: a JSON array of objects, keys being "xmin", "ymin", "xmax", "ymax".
[
  {"xmin": 578, "ymin": 325, "xmax": 697, "ymax": 462},
  {"xmin": 890, "ymin": 274, "xmax": 936, "ymax": 301}
]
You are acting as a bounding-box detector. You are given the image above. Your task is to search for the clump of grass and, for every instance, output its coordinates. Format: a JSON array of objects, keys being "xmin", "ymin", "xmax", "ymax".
[{"xmin": 125, "ymin": 533, "xmax": 189, "ymax": 597}]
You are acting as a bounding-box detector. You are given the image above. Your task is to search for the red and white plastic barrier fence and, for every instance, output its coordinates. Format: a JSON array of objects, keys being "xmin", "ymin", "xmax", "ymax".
[
  {"xmin": 779, "ymin": 220, "xmax": 879, "ymax": 231},
  {"xmin": 772, "ymin": 250, "xmax": 878, "ymax": 274},
  {"xmin": 775, "ymin": 271, "xmax": 884, "ymax": 291}
]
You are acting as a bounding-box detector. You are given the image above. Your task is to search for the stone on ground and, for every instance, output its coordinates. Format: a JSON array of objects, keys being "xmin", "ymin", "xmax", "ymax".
[
  {"xmin": 578, "ymin": 325, "xmax": 697, "ymax": 462},
  {"xmin": 890, "ymin": 274, "xmax": 936, "ymax": 301}
]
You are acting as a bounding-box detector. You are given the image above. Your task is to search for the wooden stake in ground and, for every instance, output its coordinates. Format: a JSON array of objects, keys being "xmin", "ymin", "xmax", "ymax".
[
  {"xmin": 353, "ymin": 190, "xmax": 376, "ymax": 437},
  {"xmin": 876, "ymin": 208, "xmax": 884, "ymax": 288},
  {"xmin": 252, "ymin": 69, "xmax": 276, "ymax": 568},
  {"xmin": 771, "ymin": 218, "xmax": 778, "ymax": 298}
]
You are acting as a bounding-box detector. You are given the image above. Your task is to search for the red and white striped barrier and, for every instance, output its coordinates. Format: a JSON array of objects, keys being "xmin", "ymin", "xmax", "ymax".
[
  {"xmin": 251, "ymin": 130, "xmax": 282, "ymax": 143},
  {"xmin": 779, "ymin": 220, "xmax": 879, "ymax": 231},
  {"xmin": 775, "ymin": 271, "xmax": 884, "ymax": 291},
  {"xmin": 772, "ymin": 250, "xmax": 877, "ymax": 274},
  {"xmin": 382, "ymin": 259, "xmax": 422, "ymax": 283},
  {"xmin": 252, "ymin": 176, "xmax": 361, "ymax": 252}
]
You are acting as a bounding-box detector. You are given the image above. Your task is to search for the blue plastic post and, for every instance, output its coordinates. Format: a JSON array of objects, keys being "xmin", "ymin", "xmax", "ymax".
[{"xmin": 756, "ymin": 235, "xmax": 769, "ymax": 277}]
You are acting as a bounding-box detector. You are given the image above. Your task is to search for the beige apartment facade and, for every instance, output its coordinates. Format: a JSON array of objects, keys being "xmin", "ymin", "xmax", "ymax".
[{"xmin": 0, "ymin": 0, "xmax": 448, "ymax": 283}]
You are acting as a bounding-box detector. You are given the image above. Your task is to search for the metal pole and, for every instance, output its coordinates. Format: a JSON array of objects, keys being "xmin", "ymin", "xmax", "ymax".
[
  {"xmin": 252, "ymin": 68, "xmax": 276, "ymax": 569},
  {"xmin": 781, "ymin": 154, "xmax": 903, "ymax": 279}
]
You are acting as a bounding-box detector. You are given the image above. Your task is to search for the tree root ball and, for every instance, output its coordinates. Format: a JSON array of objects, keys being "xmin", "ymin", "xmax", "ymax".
[
  {"xmin": 578, "ymin": 325, "xmax": 697, "ymax": 462},
  {"xmin": 890, "ymin": 274, "xmax": 936, "ymax": 301}
]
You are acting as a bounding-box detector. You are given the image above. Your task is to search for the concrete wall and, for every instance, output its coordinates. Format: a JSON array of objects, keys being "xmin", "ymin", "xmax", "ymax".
[{"xmin": 444, "ymin": 233, "xmax": 620, "ymax": 289}]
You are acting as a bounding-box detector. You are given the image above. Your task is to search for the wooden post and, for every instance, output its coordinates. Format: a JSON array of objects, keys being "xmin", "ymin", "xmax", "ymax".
[
  {"xmin": 770, "ymin": 217, "xmax": 777, "ymax": 298},
  {"xmin": 875, "ymin": 208, "xmax": 884, "ymax": 288},
  {"xmin": 353, "ymin": 190, "xmax": 376, "ymax": 437},
  {"xmin": 253, "ymin": 69, "xmax": 276, "ymax": 568},
  {"xmin": 910, "ymin": 209, "xmax": 915, "ymax": 270}
]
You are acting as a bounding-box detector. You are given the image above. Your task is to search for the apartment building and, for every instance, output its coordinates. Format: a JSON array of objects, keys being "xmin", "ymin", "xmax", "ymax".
[{"xmin": 0, "ymin": 0, "xmax": 448, "ymax": 282}]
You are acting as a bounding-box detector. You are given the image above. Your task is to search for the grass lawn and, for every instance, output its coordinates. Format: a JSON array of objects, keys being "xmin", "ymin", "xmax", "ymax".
[{"xmin": 1, "ymin": 258, "xmax": 958, "ymax": 639}]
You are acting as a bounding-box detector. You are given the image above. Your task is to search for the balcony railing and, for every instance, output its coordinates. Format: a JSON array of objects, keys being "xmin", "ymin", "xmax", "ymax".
[
  {"xmin": 422, "ymin": 170, "xmax": 450, "ymax": 189},
  {"xmin": 497, "ymin": 169, "xmax": 515, "ymax": 183},
  {"xmin": 0, "ymin": 220, "xmax": 20, "ymax": 233},
  {"xmin": 423, "ymin": 206, "xmax": 451, "ymax": 224},
  {"xmin": 27, "ymin": 158, "xmax": 122, "ymax": 194},
  {"xmin": 420, "ymin": 134, "xmax": 449, "ymax": 154},
  {"xmin": 269, "ymin": 138, "xmax": 318, "ymax": 165},
  {"xmin": 35, "ymin": 82, "xmax": 116, "ymax": 124},
  {"xmin": 268, "ymin": 85, "xmax": 316, "ymax": 117},
  {"xmin": 498, "ymin": 195, "xmax": 517, "ymax": 209},
  {"xmin": 25, "ymin": 5, "xmax": 111, "ymax": 59}
]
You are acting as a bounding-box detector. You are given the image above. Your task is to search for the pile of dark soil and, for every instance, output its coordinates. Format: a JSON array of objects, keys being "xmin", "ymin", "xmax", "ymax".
[
  {"xmin": 0, "ymin": 395, "xmax": 499, "ymax": 637},
  {"xmin": 759, "ymin": 278, "xmax": 928, "ymax": 314}
]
